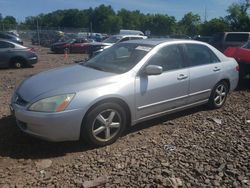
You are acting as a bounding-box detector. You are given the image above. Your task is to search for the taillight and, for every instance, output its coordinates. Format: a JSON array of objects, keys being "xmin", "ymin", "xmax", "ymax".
[
  {"xmin": 236, "ymin": 65, "xmax": 240, "ymax": 72},
  {"xmin": 29, "ymin": 48, "xmax": 35, "ymax": 52}
]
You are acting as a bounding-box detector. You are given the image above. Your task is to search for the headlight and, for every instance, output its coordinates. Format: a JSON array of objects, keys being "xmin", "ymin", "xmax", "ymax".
[{"xmin": 28, "ymin": 94, "xmax": 75, "ymax": 112}]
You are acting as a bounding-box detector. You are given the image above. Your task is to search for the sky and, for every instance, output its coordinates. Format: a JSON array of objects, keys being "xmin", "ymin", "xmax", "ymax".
[{"xmin": 0, "ymin": 0, "xmax": 239, "ymax": 22}]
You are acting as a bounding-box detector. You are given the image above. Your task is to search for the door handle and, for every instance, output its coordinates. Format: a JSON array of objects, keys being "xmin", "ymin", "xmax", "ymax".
[
  {"xmin": 213, "ymin": 67, "xmax": 221, "ymax": 72},
  {"xmin": 177, "ymin": 74, "xmax": 188, "ymax": 80}
]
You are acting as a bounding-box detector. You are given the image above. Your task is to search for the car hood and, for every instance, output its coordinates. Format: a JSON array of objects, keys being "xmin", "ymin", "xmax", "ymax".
[{"xmin": 17, "ymin": 64, "xmax": 117, "ymax": 102}]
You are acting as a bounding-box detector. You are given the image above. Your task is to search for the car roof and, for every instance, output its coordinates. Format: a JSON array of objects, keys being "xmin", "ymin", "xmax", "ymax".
[
  {"xmin": 124, "ymin": 38, "xmax": 188, "ymax": 46},
  {"xmin": 113, "ymin": 34, "xmax": 146, "ymax": 38}
]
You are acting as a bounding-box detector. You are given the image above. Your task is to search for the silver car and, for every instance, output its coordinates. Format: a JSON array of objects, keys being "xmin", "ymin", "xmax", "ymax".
[{"xmin": 10, "ymin": 39, "xmax": 239, "ymax": 146}]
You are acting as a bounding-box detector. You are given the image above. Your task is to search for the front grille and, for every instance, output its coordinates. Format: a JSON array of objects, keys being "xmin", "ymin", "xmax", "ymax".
[{"xmin": 15, "ymin": 94, "xmax": 28, "ymax": 106}]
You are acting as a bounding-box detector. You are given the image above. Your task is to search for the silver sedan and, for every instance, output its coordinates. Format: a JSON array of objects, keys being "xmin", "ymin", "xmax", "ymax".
[{"xmin": 10, "ymin": 39, "xmax": 239, "ymax": 146}]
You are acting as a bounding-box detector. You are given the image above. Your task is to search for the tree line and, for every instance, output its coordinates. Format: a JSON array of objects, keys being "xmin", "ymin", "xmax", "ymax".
[{"xmin": 0, "ymin": 0, "xmax": 250, "ymax": 36}]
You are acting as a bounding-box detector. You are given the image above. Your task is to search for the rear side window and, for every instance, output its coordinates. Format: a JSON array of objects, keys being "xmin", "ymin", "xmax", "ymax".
[
  {"xmin": 0, "ymin": 41, "xmax": 14, "ymax": 48},
  {"xmin": 186, "ymin": 44, "xmax": 220, "ymax": 67},
  {"xmin": 120, "ymin": 37, "xmax": 130, "ymax": 42},
  {"xmin": 130, "ymin": 37, "xmax": 143, "ymax": 40},
  {"xmin": 225, "ymin": 33, "xmax": 249, "ymax": 42}
]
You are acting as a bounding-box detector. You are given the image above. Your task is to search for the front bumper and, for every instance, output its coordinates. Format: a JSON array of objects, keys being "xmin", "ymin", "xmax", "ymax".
[
  {"xmin": 27, "ymin": 56, "xmax": 38, "ymax": 65},
  {"xmin": 10, "ymin": 103, "xmax": 84, "ymax": 142}
]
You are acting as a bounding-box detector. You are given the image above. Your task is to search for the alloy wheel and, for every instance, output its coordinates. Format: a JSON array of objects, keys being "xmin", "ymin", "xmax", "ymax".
[
  {"xmin": 214, "ymin": 84, "xmax": 227, "ymax": 106},
  {"xmin": 92, "ymin": 109, "xmax": 122, "ymax": 142}
]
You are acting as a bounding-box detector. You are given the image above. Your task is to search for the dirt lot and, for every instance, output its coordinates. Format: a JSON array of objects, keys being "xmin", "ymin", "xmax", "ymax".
[{"xmin": 0, "ymin": 45, "xmax": 250, "ymax": 188}]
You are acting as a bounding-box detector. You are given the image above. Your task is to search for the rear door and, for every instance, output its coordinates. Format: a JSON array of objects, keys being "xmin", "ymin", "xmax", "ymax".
[{"xmin": 184, "ymin": 43, "xmax": 222, "ymax": 104}]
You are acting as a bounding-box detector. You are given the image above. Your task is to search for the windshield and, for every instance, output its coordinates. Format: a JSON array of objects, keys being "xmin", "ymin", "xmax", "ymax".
[
  {"xmin": 82, "ymin": 43, "xmax": 153, "ymax": 74},
  {"xmin": 242, "ymin": 41, "xmax": 250, "ymax": 49},
  {"xmin": 103, "ymin": 36, "xmax": 122, "ymax": 43}
]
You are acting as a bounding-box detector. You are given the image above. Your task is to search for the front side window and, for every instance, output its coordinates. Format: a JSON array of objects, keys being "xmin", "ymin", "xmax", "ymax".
[
  {"xmin": 186, "ymin": 44, "xmax": 220, "ymax": 67},
  {"xmin": 146, "ymin": 44, "xmax": 184, "ymax": 72},
  {"xmin": 83, "ymin": 43, "xmax": 153, "ymax": 74},
  {"xmin": 119, "ymin": 37, "xmax": 130, "ymax": 42}
]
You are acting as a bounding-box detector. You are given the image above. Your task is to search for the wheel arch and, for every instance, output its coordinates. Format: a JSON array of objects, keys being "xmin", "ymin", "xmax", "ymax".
[
  {"xmin": 220, "ymin": 78, "xmax": 230, "ymax": 90},
  {"xmin": 9, "ymin": 56, "xmax": 27, "ymax": 66},
  {"xmin": 81, "ymin": 97, "xmax": 132, "ymax": 128}
]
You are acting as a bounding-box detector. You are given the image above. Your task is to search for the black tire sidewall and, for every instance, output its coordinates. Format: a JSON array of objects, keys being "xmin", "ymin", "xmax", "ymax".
[
  {"xmin": 81, "ymin": 102, "xmax": 127, "ymax": 146},
  {"xmin": 11, "ymin": 60, "xmax": 23, "ymax": 68},
  {"xmin": 209, "ymin": 81, "xmax": 229, "ymax": 109}
]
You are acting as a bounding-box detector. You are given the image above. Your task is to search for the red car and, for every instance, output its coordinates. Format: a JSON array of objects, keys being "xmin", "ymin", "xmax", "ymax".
[
  {"xmin": 224, "ymin": 41, "xmax": 250, "ymax": 78},
  {"xmin": 50, "ymin": 38, "xmax": 91, "ymax": 54}
]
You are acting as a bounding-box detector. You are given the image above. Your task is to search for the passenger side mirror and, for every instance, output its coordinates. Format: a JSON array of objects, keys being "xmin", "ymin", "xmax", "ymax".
[{"xmin": 144, "ymin": 65, "xmax": 163, "ymax": 75}]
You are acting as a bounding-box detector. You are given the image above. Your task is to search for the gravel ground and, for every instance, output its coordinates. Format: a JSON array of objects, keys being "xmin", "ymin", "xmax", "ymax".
[{"xmin": 0, "ymin": 45, "xmax": 250, "ymax": 188}]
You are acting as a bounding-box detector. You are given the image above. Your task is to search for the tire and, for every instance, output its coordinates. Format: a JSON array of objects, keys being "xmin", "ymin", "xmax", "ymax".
[
  {"xmin": 81, "ymin": 103, "xmax": 127, "ymax": 146},
  {"xmin": 10, "ymin": 59, "xmax": 25, "ymax": 69},
  {"xmin": 208, "ymin": 81, "xmax": 229, "ymax": 109}
]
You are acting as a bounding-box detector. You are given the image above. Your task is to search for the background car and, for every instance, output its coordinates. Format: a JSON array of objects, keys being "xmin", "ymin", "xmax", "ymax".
[
  {"xmin": 50, "ymin": 38, "xmax": 92, "ymax": 54},
  {"xmin": 0, "ymin": 39, "xmax": 38, "ymax": 68},
  {"xmin": 224, "ymin": 40, "xmax": 250, "ymax": 79},
  {"xmin": 31, "ymin": 31, "xmax": 63, "ymax": 47},
  {"xmin": 89, "ymin": 34, "xmax": 147, "ymax": 57},
  {"xmin": 193, "ymin": 35, "xmax": 212, "ymax": 43},
  {"xmin": 0, "ymin": 32, "xmax": 23, "ymax": 45},
  {"xmin": 210, "ymin": 32, "xmax": 250, "ymax": 52},
  {"xmin": 11, "ymin": 39, "xmax": 238, "ymax": 146}
]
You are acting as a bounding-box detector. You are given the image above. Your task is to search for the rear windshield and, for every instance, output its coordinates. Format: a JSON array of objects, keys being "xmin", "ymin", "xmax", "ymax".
[{"xmin": 225, "ymin": 33, "xmax": 249, "ymax": 42}]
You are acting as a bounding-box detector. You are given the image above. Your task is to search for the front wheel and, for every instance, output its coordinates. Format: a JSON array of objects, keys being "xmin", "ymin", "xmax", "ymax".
[
  {"xmin": 208, "ymin": 81, "xmax": 229, "ymax": 109},
  {"xmin": 81, "ymin": 103, "xmax": 127, "ymax": 146}
]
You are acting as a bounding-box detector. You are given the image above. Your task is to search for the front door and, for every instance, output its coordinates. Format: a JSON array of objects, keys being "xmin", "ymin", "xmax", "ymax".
[{"xmin": 135, "ymin": 44, "xmax": 189, "ymax": 120}]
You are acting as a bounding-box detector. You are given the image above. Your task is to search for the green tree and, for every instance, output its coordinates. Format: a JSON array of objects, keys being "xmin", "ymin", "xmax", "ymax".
[
  {"xmin": 3, "ymin": 16, "xmax": 17, "ymax": 26},
  {"xmin": 200, "ymin": 18, "xmax": 230, "ymax": 35},
  {"xmin": 178, "ymin": 12, "xmax": 201, "ymax": 36},
  {"xmin": 142, "ymin": 14, "xmax": 176, "ymax": 36},
  {"xmin": 225, "ymin": 0, "xmax": 250, "ymax": 31},
  {"xmin": 90, "ymin": 5, "xmax": 117, "ymax": 33},
  {"xmin": 118, "ymin": 9, "xmax": 144, "ymax": 30}
]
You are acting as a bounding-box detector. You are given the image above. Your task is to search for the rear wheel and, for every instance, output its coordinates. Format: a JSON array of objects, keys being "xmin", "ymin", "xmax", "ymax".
[
  {"xmin": 208, "ymin": 81, "xmax": 229, "ymax": 109},
  {"xmin": 81, "ymin": 103, "xmax": 127, "ymax": 146}
]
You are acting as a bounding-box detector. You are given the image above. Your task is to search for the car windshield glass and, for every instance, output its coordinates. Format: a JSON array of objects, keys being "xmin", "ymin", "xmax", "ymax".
[
  {"xmin": 103, "ymin": 36, "xmax": 122, "ymax": 43},
  {"xmin": 82, "ymin": 43, "xmax": 153, "ymax": 74},
  {"xmin": 242, "ymin": 41, "xmax": 250, "ymax": 49}
]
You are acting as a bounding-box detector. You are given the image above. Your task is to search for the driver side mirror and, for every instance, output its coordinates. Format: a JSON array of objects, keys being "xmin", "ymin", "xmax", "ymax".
[{"xmin": 144, "ymin": 65, "xmax": 163, "ymax": 75}]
